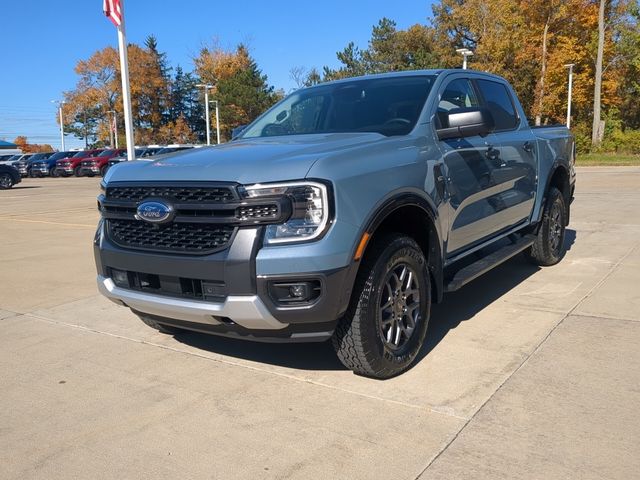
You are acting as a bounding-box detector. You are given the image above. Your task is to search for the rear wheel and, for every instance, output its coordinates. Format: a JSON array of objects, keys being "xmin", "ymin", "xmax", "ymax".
[
  {"xmin": 525, "ymin": 186, "xmax": 567, "ymax": 266},
  {"xmin": 0, "ymin": 173, "xmax": 14, "ymax": 189},
  {"xmin": 137, "ymin": 313, "xmax": 183, "ymax": 335},
  {"xmin": 332, "ymin": 234, "xmax": 431, "ymax": 379}
]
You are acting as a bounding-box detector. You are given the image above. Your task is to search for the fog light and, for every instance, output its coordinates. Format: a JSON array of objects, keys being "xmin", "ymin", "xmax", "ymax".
[
  {"xmin": 111, "ymin": 268, "xmax": 129, "ymax": 288},
  {"xmin": 268, "ymin": 280, "xmax": 322, "ymax": 306},
  {"xmin": 289, "ymin": 284, "xmax": 308, "ymax": 299}
]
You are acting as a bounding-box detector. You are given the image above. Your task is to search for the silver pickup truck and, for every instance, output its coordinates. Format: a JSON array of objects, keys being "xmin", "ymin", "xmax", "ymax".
[{"xmin": 95, "ymin": 69, "xmax": 575, "ymax": 378}]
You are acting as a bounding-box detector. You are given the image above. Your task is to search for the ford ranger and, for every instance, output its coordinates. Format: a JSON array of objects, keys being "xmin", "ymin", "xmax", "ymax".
[{"xmin": 95, "ymin": 70, "xmax": 575, "ymax": 378}]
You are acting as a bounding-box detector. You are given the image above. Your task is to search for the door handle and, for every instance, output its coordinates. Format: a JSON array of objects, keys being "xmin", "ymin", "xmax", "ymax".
[
  {"xmin": 523, "ymin": 141, "xmax": 534, "ymax": 153},
  {"xmin": 485, "ymin": 146, "xmax": 500, "ymax": 161}
]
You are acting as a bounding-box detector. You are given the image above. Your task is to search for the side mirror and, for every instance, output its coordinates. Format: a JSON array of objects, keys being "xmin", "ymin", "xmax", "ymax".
[
  {"xmin": 231, "ymin": 125, "xmax": 247, "ymax": 140},
  {"xmin": 436, "ymin": 107, "xmax": 494, "ymax": 140}
]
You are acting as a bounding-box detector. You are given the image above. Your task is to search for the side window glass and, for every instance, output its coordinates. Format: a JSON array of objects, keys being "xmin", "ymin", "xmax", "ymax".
[
  {"xmin": 437, "ymin": 79, "xmax": 479, "ymax": 128},
  {"xmin": 438, "ymin": 79, "xmax": 479, "ymax": 112},
  {"xmin": 476, "ymin": 80, "xmax": 518, "ymax": 131}
]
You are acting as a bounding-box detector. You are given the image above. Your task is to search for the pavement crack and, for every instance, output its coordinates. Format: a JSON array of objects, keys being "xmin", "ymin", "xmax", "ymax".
[{"xmin": 412, "ymin": 243, "xmax": 638, "ymax": 480}]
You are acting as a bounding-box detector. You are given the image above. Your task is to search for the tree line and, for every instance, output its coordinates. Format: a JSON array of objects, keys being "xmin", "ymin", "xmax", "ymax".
[{"xmin": 60, "ymin": 0, "xmax": 639, "ymax": 153}]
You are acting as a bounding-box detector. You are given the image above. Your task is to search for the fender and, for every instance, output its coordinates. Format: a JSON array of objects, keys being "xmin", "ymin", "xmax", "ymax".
[
  {"xmin": 535, "ymin": 161, "xmax": 572, "ymax": 226},
  {"xmin": 347, "ymin": 190, "xmax": 445, "ymax": 304}
]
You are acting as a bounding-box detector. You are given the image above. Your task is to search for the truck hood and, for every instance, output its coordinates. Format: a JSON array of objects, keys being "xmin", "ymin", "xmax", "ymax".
[{"xmin": 105, "ymin": 133, "xmax": 385, "ymax": 184}]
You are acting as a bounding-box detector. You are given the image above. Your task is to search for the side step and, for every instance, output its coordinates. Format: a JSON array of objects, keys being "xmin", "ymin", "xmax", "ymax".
[{"xmin": 444, "ymin": 234, "xmax": 536, "ymax": 292}]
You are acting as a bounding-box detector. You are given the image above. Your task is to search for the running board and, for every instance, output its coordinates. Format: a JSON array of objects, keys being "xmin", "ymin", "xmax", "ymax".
[{"xmin": 444, "ymin": 235, "xmax": 536, "ymax": 292}]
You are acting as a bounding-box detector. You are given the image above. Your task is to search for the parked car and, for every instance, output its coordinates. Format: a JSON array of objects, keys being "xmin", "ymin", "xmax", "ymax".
[
  {"xmin": 105, "ymin": 147, "xmax": 162, "ymax": 174},
  {"xmin": 0, "ymin": 164, "xmax": 21, "ymax": 189},
  {"xmin": 1, "ymin": 153, "xmax": 32, "ymax": 166},
  {"xmin": 0, "ymin": 154, "xmax": 17, "ymax": 163},
  {"xmin": 95, "ymin": 70, "xmax": 575, "ymax": 378},
  {"xmin": 78, "ymin": 149, "xmax": 126, "ymax": 177},
  {"xmin": 31, "ymin": 151, "xmax": 77, "ymax": 177},
  {"xmin": 13, "ymin": 152, "xmax": 53, "ymax": 177},
  {"xmin": 53, "ymin": 149, "xmax": 104, "ymax": 177}
]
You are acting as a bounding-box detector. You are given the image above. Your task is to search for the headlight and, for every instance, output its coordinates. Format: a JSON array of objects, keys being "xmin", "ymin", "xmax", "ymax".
[{"xmin": 243, "ymin": 181, "xmax": 332, "ymax": 244}]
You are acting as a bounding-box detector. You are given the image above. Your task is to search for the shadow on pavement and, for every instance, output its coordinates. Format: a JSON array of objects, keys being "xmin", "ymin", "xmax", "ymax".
[
  {"xmin": 6, "ymin": 186, "xmax": 41, "ymax": 190},
  {"xmin": 175, "ymin": 229, "xmax": 577, "ymax": 374}
]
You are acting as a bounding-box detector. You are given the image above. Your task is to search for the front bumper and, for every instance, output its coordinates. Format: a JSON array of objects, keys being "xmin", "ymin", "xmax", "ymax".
[
  {"xmin": 94, "ymin": 221, "xmax": 357, "ymax": 342},
  {"xmin": 79, "ymin": 166, "xmax": 100, "ymax": 176},
  {"xmin": 98, "ymin": 275, "xmax": 285, "ymax": 329}
]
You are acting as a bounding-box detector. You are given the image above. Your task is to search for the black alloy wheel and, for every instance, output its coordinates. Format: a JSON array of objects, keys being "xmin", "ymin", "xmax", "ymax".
[
  {"xmin": 525, "ymin": 186, "xmax": 567, "ymax": 266},
  {"xmin": 0, "ymin": 173, "xmax": 14, "ymax": 189},
  {"xmin": 332, "ymin": 233, "xmax": 431, "ymax": 379}
]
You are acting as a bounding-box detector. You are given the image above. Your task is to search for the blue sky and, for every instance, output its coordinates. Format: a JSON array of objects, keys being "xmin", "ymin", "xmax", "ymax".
[{"xmin": 0, "ymin": 0, "xmax": 434, "ymax": 149}]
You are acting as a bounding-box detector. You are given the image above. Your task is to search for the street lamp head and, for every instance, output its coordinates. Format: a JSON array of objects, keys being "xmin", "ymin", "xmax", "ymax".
[
  {"xmin": 564, "ymin": 63, "xmax": 575, "ymax": 68},
  {"xmin": 196, "ymin": 83, "xmax": 214, "ymax": 89},
  {"xmin": 456, "ymin": 48, "xmax": 474, "ymax": 56}
]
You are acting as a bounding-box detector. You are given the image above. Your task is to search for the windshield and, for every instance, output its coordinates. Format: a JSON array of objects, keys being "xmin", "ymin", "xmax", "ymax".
[
  {"xmin": 73, "ymin": 151, "xmax": 92, "ymax": 158},
  {"xmin": 98, "ymin": 150, "xmax": 116, "ymax": 157},
  {"xmin": 49, "ymin": 152, "xmax": 73, "ymax": 161},
  {"xmin": 241, "ymin": 75, "xmax": 436, "ymax": 139}
]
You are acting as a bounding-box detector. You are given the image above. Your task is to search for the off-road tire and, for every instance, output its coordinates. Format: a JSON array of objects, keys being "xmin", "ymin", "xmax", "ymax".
[
  {"xmin": 137, "ymin": 313, "xmax": 183, "ymax": 335},
  {"xmin": 332, "ymin": 234, "xmax": 431, "ymax": 379},
  {"xmin": 525, "ymin": 186, "xmax": 567, "ymax": 266},
  {"xmin": 0, "ymin": 173, "xmax": 14, "ymax": 189}
]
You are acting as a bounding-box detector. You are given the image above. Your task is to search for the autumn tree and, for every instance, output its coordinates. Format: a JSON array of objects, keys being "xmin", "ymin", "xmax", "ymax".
[
  {"xmin": 195, "ymin": 43, "xmax": 279, "ymax": 141},
  {"xmin": 12, "ymin": 136, "xmax": 53, "ymax": 153}
]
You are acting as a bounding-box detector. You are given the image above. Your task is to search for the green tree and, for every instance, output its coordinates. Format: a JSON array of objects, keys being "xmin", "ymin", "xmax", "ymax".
[{"xmin": 195, "ymin": 44, "xmax": 279, "ymax": 140}]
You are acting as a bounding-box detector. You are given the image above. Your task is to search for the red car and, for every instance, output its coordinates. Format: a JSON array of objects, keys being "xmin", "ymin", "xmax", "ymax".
[
  {"xmin": 54, "ymin": 149, "xmax": 104, "ymax": 177},
  {"xmin": 78, "ymin": 149, "xmax": 127, "ymax": 177}
]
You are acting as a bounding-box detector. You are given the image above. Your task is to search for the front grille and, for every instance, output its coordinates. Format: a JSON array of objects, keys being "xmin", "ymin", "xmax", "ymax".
[
  {"xmin": 236, "ymin": 204, "xmax": 279, "ymax": 220},
  {"xmin": 108, "ymin": 219, "xmax": 235, "ymax": 254},
  {"xmin": 106, "ymin": 185, "xmax": 236, "ymax": 203}
]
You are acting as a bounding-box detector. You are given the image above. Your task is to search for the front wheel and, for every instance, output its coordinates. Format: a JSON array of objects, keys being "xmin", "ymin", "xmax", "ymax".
[
  {"xmin": 50, "ymin": 169, "xmax": 60, "ymax": 178},
  {"xmin": 0, "ymin": 173, "xmax": 14, "ymax": 189},
  {"xmin": 74, "ymin": 166, "xmax": 82, "ymax": 177},
  {"xmin": 525, "ymin": 186, "xmax": 567, "ymax": 266},
  {"xmin": 332, "ymin": 234, "xmax": 431, "ymax": 379}
]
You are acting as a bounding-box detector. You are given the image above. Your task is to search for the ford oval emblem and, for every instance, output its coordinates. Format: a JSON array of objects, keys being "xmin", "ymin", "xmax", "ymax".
[{"xmin": 136, "ymin": 201, "xmax": 174, "ymax": 224}]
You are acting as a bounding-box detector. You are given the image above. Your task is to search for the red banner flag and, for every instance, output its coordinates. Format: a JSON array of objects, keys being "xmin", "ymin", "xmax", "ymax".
[{"xmin": 103, "ymin": 0, "xmax": 122, "ymax": 27}]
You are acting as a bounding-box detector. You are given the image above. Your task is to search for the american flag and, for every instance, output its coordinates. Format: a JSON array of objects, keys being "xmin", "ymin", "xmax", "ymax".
[{"xmin": 103, "ymin": 0, "xmax": 122, "ymax": 27}]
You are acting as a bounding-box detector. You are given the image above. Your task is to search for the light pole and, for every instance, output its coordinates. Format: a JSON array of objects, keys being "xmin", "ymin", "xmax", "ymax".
[
  {"xmin": 456, "ymin": 48, "xmax": 474, "ymax": 70},
  {"xmin": 51, "ymin": 100, "xmax": 66, "ymax": 151},
  {"xmin": 211, "ymin": 100, "xmax": 221, "ymax": 145},
  {"xmin": 108, "ymin": 110, "xmax": 119, "ymax": 148},
  {"xmin": 564, "ymin": 64, "xmax": 575, "ymax": 129},
  {"xmin": 196, "ymin": 83, "xmax": 214, "ymax": 145}
]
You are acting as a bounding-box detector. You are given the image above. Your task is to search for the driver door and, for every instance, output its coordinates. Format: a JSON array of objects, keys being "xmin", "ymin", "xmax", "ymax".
[{"xmin": 436, "ymin": 77, "xmax": 503, "ymax": 255}]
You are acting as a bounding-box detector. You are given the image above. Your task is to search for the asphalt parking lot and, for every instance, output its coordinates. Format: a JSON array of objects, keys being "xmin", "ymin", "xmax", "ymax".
[{"xmin": 1, "ymin": 168, "xmax": 639, "ymax": 479}]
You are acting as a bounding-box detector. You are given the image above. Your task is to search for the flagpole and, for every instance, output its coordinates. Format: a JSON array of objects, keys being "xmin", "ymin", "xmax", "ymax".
[{"xmin": 116, "ymin": 0, "xmax": 135, "ymax": 160}]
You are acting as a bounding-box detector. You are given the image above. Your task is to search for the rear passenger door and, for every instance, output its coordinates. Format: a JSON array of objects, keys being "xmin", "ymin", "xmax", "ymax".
[{"xmin": 473, "ymin": 79, "xmax": 538, "ymax": 233}]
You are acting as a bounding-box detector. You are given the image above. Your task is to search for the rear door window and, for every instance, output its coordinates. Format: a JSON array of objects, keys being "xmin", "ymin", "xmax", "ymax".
[{"xmin": 475, "ymin": 80, "xmax": 519, "ymax": 131}]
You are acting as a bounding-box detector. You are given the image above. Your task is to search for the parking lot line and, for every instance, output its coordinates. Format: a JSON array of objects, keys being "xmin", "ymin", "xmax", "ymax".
[{"xmin": 0, "ymin": 217, "xmax": 95, "ymax": 228}]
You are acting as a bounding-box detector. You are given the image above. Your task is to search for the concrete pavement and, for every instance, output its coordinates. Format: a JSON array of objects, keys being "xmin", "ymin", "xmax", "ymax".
[{"xmin": 1, "ymin": 169, "xmax": 639, "ymax": 479}]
